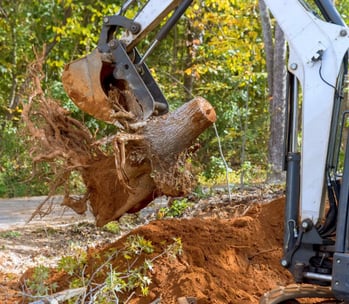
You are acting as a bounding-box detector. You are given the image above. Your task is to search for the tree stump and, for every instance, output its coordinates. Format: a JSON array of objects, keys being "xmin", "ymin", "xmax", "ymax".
[
  {"xmin": 81, "ymin": 97, "xmax": 216, "ymax": 226},
  {"xmin": 23, "ymin": 69, "xmax": 216, "ymax": 226}
]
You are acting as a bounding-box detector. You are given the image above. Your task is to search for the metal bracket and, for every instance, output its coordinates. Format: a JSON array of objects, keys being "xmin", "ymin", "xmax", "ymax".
[
  {"xmin": 109, "ymin": 40, "xmax": 156, "ymax": 119},
  {"xmin": 98, "ymin": 15, "xmax": 141, "ymax": 53},
  {"xmin": 332, "ymin": 253, "xmax": 349, "ymax": 301}
]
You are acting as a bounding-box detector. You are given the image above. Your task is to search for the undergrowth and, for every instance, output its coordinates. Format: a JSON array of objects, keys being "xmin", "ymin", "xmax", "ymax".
[
  {"xmin": 23, "ymin": 265, "xmax": 57, "ymax": 297},
  {"xmin": 157, "ymin": 198, "xmax": 194, "ymax": 218},
  {"xmin": 22, "ymin": 234, "xmax": 182, "ymax": 303}
]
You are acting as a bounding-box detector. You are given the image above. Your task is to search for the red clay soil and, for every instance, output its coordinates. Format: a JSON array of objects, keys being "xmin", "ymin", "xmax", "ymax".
[
  {"xmin": 1, "ymin": 197, "xmax": 294, "ymax": 303},
  {"xmin": 129, "ymin": 197, "xmax": 292, "ymax": 304}
]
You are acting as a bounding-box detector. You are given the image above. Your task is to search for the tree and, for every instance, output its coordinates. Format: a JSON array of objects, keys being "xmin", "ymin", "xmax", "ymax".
[
  {"xmin": 258, "ymin": 0, "xmax": 287, "ymax": 183},
  {"xmin": 175, "ymin": 0, "xmax": 269, "ymax": 182}
]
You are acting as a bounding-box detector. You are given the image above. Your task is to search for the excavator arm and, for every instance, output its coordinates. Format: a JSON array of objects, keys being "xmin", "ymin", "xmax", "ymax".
[{"xmin": 62, "ymin": 0, "xmax": 192, "ymax": 124}]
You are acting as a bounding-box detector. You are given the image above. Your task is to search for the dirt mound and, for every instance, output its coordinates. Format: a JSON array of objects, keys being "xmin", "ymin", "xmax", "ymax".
[
  {"xmin": 121, "ymin": 197, "xmax": 291, "ymax": 303},
  {"xmin": 6, "ymin": 196, "xmax": 293, "ymax": 304}
]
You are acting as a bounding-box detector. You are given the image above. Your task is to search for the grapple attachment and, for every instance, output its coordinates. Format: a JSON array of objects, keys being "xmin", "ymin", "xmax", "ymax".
[{"xmin": 62, "ymin": 0, "xmax": 193, "ymax": 124}]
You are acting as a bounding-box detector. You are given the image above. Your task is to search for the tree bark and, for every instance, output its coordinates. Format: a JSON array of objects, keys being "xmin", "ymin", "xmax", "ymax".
[
  {"xmin": 258, "ymin": 1, "xmax": 287, "ymax": 183},
  {"xmin": 267, "ymin": 23, "xmax": 287, "ymax": 183},
  {"xmin": 144, "ymin": 96, "xmax": 216, "ymax": 161},
  {"xmin": 258, "ymin": 0, "xmax": 274, "ymax": 96}
]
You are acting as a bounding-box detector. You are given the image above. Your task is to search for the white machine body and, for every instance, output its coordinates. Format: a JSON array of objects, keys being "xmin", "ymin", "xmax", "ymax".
[{"xmin": 265, "ymin": 0, "xmax": 349, "ymax": 223}]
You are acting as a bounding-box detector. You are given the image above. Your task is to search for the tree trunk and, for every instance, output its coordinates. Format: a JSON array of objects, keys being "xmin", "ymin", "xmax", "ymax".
[
  {"xmin": 267, "ymin": 23, "xmax": 287, "ymax": 183},
  {"xmin": 259, "ymin": 1, "xmax": 287, "ymax": 183},
  {"xmin": 79, "ymin": 97, "xmax": 216, "ymax": 226},
  {"xmin": 258, "ymin": 0, "xmax": 274, "ymax": 96}
]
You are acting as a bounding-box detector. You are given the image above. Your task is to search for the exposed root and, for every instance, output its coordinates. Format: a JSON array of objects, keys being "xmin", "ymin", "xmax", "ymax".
[
  {"xmin": 112, "ymin": 132, "xmax": 144, "ymax": 191},
  {"xmin": 22, "ymin": 53, "xmax": 111, "ymax": 223},
  {"xmin": 151, "ymin": 152, "xmax": 196, "ymax": 197},
  {"xmin": 108, "ymin": 86, "xmax": 142, "ymax": 129}
]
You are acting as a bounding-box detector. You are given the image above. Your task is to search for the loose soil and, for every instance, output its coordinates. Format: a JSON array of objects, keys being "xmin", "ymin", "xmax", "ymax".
[{"xmin": 0, "ymin": 189, "xmax": 331, "ymax": 304}]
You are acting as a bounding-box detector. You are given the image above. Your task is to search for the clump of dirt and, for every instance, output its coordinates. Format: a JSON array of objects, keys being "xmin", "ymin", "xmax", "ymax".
[{"xmin": 10, "ymin": 197, "xmax": 292, "ymax": 304}]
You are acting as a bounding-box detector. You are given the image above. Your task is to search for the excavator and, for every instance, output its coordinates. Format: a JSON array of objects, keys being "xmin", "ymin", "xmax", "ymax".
[{"xmin": 62, "ymin": 0, "xmax": 349, "ymax": 303}]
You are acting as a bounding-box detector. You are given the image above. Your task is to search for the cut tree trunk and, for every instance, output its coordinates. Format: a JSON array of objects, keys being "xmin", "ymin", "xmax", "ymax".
[{"xmin": 79, "ymin": 97, "xmax": 216, "ymax": 226}]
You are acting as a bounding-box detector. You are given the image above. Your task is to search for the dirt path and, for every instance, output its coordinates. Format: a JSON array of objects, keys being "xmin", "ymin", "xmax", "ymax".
[
  {"xmin": 0, "ymin": 195, "xmax": 171, "ymax": 275},
  {"xmin": 0, "ymin": 196, "xmax": 94, "ymax": 230}
]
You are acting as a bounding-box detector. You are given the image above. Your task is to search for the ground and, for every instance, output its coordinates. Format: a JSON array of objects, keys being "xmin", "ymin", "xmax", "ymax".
[{"xmin": 0, "ymin": 187, "xmax": 333, "ymax": 303}]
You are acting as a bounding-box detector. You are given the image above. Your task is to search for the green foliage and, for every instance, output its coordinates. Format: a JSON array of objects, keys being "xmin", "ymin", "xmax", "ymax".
[
  {"xmin": 124, "ymin": 235, "xmax": 154, "ymax": 255},
  {"xmin": 102, "ymin": 221, "xmax": 120, "ymax": 234},
  {"xmin": 338, "ymin": 2, "xmax": 349, "ymax": 22},
  {"xmin": 157, "ymin": 198, "xmax": 194, "ymax": 218},
  {"xmin": 0, "ymin": 230, "xmax": 21, "ymax": 239},
  {"xmin": 201, "ymin": 155, "xmax": 232, "ymax": 180},
  {"xmin": 89, "ymin": 236, "xmax": 182, "ymax": 302},
  {"xmin": 24, "ymin": 235, "xmax": 183, "ymax": 303},
  {"xmin": 0, "ymin": 117, "xmax": 49, "ymax": 197},
  {"xmin": 57, "ymin": 252, "xmax": 87, "ymax": 276},
  {"xmin": 24, "ymin": 265, "xmax": 57, "ymax": 297}
]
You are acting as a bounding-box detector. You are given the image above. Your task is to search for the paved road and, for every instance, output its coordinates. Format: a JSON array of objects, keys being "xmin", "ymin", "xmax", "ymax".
[{"xmin": 0, "ymin": 196, "xmax": 94, "ymax": 230}]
